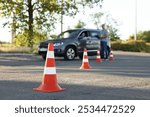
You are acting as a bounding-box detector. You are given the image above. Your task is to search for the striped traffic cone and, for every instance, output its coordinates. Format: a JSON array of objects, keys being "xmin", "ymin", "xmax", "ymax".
[
  {"xmin": 96, "ymin": 50, "xmax": 102, "ymax": 63},
  {"xmin": 33, "ymin": 43, "xmax": 64, "ymax": 92},
  {"xmin": 80, "ymin": 48, "xmax": 91, "ymax": 69},
  {"xmin": 109, "ymin": 51, "xmax": 114, "ymax": 61}
]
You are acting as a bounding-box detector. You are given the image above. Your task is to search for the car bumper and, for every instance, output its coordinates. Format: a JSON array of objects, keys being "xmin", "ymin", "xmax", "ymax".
[{"xmin": 38, "ymin": 47, "xmax": 64, "ymax": 56}]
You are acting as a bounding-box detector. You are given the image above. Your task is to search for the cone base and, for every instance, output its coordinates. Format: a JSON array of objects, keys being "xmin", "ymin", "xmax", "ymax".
[
  {"xmin": 96, "ymin": 59, "xmax": 102, "ymax": 63},
  {"xmin": 109, "ymin": 58, "xmax": 114, "ymax": 61},
  {"xmin": 80, "ymin": 63, "xmax": 91, "ymax": 69},
  {"xmin": 33, "ymin": 84, "xmax": 65, "ymax": 92}
]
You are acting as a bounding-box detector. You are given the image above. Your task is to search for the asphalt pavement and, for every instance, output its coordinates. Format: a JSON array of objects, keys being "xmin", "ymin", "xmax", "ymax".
[{"xmin": 0, "ymin": 51, "xmax": 150, "ymax": 100}]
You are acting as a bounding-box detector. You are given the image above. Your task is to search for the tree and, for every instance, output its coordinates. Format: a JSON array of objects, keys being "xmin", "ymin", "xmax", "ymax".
[
  {"xmin": 90, "ymin": 12, "xmax": 120, "ymax": 40},
  {"xmin": 74, "ymin": 20, "xmax": 86, "ymax": 28},
  {"xmin": 0, "ymin": 0, "xmax": 103, "ymax": 47},
  {"xmin": 0, "ymin": 0, "xmax": 61, "ymax": 47},
  {"xmin": 58, "ymin": 0, "xmax": 103, "ymax": 32},
  {"xmin": 14, "ymin": 30, "xmax": 47, "ymax": 47},
  {"xmin": 90, "ymin": 12, "xmax": 104, "ymax": 29},
  {"xmin": 107, "ymin": 25, "xmax": 120, "ymax": 40},
  {"xmin": 139, "ymin": 31, "xmax": 150, "ymax": 42},
  {"xmin": 129, "ymin": 30, "xmax": 150, "ymax": 42},
  {"xmin": 105, "ymin": 14, "xmax": 120, "ymax": 40}
]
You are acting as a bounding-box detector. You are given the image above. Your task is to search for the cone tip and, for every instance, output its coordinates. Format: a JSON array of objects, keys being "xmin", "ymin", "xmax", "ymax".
[
  {"xmin": 48, "ymin": 43, "xmax": 54, "ymax": 51},
  {"xmin": 84, "ymin": 48, "xmax": 87, "ymax": 51}
]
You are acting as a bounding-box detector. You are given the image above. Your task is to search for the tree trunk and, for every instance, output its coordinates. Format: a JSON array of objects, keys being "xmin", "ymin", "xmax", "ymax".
[
  {"xmin": 61, "ymin": 0, "xmax": 64, "ymax": 33},
  {"xmin": 28, "ymin": 0, "xmax": 34, "ymax": 47},
  {"xmin": 11, "ymin": 12, "xmax": 16, "ymax": 43}
]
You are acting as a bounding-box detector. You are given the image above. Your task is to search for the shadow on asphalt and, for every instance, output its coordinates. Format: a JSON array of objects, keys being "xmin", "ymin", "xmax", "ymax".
[{"xmin": 0, "ymin": 80, "xmax": 150, "ymax": 100}]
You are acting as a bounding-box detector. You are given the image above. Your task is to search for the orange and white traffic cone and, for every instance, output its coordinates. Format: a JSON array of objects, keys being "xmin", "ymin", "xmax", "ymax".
[
  {"xmin": 96, "ymin": 50, "xmax": 102, "ymax": 63},
  {"xmin": 33, "ymin": 43, "xmax": 64, "ymax": 92},
  {"xmin": 80, "ymin": 48, "xmax": 91, "ymax": 69},
  {"xmin": 109, "ymin": 51, "xmax": 114, "ymax": 61}
]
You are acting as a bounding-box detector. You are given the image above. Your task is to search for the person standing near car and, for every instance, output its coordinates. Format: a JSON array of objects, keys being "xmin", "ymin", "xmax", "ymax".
[
  {"xmin": 100, "ymin": 24, "xmax": 109, "ymax": 59},
  {"xmin": 107, "ymin": 36, "xmax": 111, "ymax": 58}
]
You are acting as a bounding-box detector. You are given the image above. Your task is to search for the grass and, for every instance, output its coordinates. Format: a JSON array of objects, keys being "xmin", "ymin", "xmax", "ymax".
[{"xmin": 0, "ymin": 44, "xmax": 38, "ymax": 54}]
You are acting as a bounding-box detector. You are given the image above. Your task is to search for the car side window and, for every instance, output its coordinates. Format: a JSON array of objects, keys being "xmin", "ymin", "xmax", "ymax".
[
  {"xmin": 79, "ymin": 31, "xmax": 88, "ymax": 39},
  {"xmin": 90, "ymin": 31, "xmax": 100, "ymax": 40}
]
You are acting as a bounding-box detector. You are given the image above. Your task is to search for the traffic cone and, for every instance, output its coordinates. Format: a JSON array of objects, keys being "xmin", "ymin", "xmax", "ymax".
[
  {"xmin": 96, "ymin": 50, "xmax": 102, "ymax": 63},
  {"xmin": 80, "ymin": 48, "xmax": 91, "ymax": 69},
  {"xmin": 109, "ymin": 51, "xmax": 114, "ymax": 61},
  {"xmin": 33, "ymin": 43, "xmax": 64, "ymax": 92}
]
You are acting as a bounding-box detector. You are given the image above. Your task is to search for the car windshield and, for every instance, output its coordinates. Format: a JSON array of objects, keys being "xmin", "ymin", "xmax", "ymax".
[{"xmin": 56, "ymin": 30, "xmax": 80, "ymax": 39}]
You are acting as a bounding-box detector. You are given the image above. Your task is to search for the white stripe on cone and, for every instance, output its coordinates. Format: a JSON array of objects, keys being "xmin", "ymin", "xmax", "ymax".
[
  {"xmin": 83, "ymin": 59, "xmax": 88, "ymax": 62},
  {"xmin": 96, "ymin": 50, "xmax": 101, "ymax": 58},
  {"xmin": 46, "ymin": 51, "xmax": 55, "ymax": 58},
  {"xmin": 44, "ymin": 67, "xmax": 56, "ymax": 74},
  {"xmin": 83, "ymin": 52, "xmax": 87, "ymax": 56},
  {"xmin": 110, "ymin": 53, "xmax": 114, "ymax": 57},
  {"xmin": 82, "ymin": 51, "xmax": 88, "ymax": 62},
  {"xmin": 110, "ymin": 55, "xmax": 113, "ymax": 57}
]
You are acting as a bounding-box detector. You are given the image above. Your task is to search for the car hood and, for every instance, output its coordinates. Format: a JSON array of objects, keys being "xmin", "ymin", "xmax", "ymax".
[{"xmin": 40, "ymin": 38, "xmax": 69, "ymax": 46}]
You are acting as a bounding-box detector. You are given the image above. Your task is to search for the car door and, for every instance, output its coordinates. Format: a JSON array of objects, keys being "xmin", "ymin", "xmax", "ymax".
[
  {"xmin": 87, "ymin": 30, "xmax": 100, "ymax": 52},
  {"xmin": 77, "ymin": 30, "xmax": 90, "ymax": 53}
]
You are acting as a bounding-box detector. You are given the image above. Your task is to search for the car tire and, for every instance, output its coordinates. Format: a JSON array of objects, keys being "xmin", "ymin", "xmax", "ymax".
[{"xmin": 64, "ymin": 46, "xmax": 76, "ymax": 60}]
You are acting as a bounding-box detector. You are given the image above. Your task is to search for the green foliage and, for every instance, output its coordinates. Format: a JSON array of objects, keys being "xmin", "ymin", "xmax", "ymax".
[
  {"xmin": 111, "ymin": 40, "xmax": 150, "ymax": 53},
  {"xmin": 138, "ymin": 31, "xmax": 150, "ymax": 42},
  {"xmin": 78, "ymin": 0, "xmax": 103, "ymax": 7},
  {"xmin": 108, "ymin": 25, "xmax": 120, "ymax": 41},
  {"xmin": 90, "ymin": 12, "xmax": 120, "ymax": 41},
  {"xmin": 143, "ymin": 43, "xmax": 150, "ymax": 53},
  {"xmin": 13, "ymin": 31, "xmax": 28, "ymax": 47},
  {"xmin": 50, "ymin": 34, "xmax": 57, "ymax": 39},
  {"xmin": 0, "ymin": 0, "xmax": 103, "ymax": 47},
  {"xmin": 129, "ymin": 30, "xmax": 150, "ymax": 42},
  {"xmin": 33, "ymin": 31, "xmax": 48, "ymax": 45},
  {"xmin": 74, "ymin": 20, "xmax": 86, "ymax": 28},
  {"xmin": 13, "ymin": 30, "xmax": 47, "ymax": 47}
]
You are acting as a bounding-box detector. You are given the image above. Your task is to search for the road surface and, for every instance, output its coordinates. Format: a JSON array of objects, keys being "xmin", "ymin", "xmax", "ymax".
[{"xmin": 0, "ymin": 51, "xmax": 150, "ymax": 100}]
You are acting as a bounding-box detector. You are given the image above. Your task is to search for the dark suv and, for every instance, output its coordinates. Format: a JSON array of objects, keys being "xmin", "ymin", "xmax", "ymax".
[{"xmin": 38, "ymin": 29, "xmax": 101, "ymax": 60}]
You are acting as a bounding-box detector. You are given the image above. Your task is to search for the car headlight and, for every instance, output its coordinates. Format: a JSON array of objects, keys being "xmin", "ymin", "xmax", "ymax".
[{"xmin": 53, "ymin": 42, "xmax": 64, "ymax": 46}]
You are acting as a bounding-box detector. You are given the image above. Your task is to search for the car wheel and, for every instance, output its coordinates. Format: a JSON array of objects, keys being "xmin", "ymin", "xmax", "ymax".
[{"xmin": 64, "ymin": 47, "xmax": 76, "ymax": 60}]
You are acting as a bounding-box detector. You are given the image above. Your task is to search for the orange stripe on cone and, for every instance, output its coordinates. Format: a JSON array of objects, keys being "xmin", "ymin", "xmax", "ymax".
[
  {"xmin": 80, "ymin": 48, "xmax": 91, "ymax": 69},
  {"xmin": 46, "ymin": 58, "xmax": 55, "ymax": 67},
  {"xmin": 33, "ymin": 43, "xmax": 64, "ymax": 92},
  {"xmin": 96, "ymin": 50, "xmax": 102, "ymax": 63}
]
